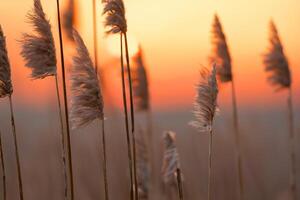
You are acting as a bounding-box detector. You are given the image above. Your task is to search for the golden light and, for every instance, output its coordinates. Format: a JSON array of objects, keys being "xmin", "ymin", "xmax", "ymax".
[{"xmin": 105, "ymin": 34, "xmax": 139, "ymax": 58}]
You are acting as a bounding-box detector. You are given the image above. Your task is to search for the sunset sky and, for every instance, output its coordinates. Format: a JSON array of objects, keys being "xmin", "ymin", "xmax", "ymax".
[{"xmin": 0, "ymin": 0, "xmax": 299, "ymax": 111}]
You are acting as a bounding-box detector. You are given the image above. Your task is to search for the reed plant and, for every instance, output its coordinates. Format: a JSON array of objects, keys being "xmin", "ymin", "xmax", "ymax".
[
  {"xmin": 0, "ymin": 130, "xmax": 6, "ymax": 200},
  {"xmin": 210, "ymin": 14, "xmax": 244, "ymax": 200},
  {"xmin": 19, "ymin": 0, "xmax": 69, "ymax": 198},
  {"xmin": 263, "ymin": 20, "xmax": 296, "ymax": 200},
  {"xmin": 102, "ymin": 0, "xmax": 137, "ymax": 199},
  {"xmin": 190, "ymin": 65, "xmax": 218, "ymax": 200},
  {"xmin": 0, "ymin": 25, "xmax": 24, "ymax": 200},
  {"xmin": 162, "ymin": 131, "xmax": 184, "ymax": 200}
]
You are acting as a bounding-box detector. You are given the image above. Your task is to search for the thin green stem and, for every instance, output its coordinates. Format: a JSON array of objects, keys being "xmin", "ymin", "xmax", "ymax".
[
  {"xmin": 55, "ymin": 0, "xmax": 75, "ymax": 199},
  {"xmin": 0, "ymin": 131, "xmax": 6, "ymax": 200},
  {"xmin": 120, "ymin": 33, "xmax": 134, "ymax": 200},
  {"xmin": 54, "ymin": 75, "xmax": 68, "ymax": 200},
  {"xmin": 9, "ymin": 95, "xmax": 23, "ymax": 200}
]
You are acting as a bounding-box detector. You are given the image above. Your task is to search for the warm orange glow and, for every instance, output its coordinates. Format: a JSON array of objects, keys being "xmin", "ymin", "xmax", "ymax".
[
  {"xmin": 0, "ymin": 0, "xmax": 299, "ymax": 110},
  {"xmin": 105, "ymin": 34, "xmax": 139, "ymax": 58}
]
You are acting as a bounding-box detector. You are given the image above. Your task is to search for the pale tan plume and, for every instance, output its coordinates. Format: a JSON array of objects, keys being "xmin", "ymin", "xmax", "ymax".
[
  {"xmin": 263, "ymin": 21, "xmax": 291, "ymax": 91},
  {"xmin": 190, "ymin": 64, "xmax": 218, "ymax": 132},
  {"xmin": 132, "ymin": 45, "xmax": 150, "ymax": 111},
  {"xmin": 69, "ymin": 29, "xmax": 104, "ymax": 129},
  {"xmin": 161, "ymin": 131, "xmax": 181, "ymax": 185},
  {"xmin": 0, "ymin": 25, "xmax": 13, "ymax": 98},
  {"xmin": 20, "ymin": 0, "xmax": 57, "ymax": 80},
  {"xmin": 102, "ymin": 0, "xmax": 127, "ymax": 34},
  {"xmin": 210, "ymin": 14, "xmax": 232, "ymax": 82}
]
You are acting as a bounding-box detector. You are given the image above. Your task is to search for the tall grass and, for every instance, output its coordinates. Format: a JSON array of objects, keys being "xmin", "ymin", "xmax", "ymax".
[
  {"xmin": 102, "ymin": 0, "xmax": 137, "ymax": 198},
  {"xmin": 19, "ymin": 0, "xmax": 68, "ymax": 198},
  {"xmin": 162, "ymin": 131, "xmax": 184, "ymax": 200},
  {"xmin": 263, "ymin": 21, "xmax": 296, "ymax": 200},
  {"xmin": 69, "ymin": 29, "xmax": 109, "ymax": 200},
  {"xmin": 0, "ymin": 130, "xmax": 6, "ymax": 200},
  {"xmin": 55, "ymin": 0, "xmax": 75, "ymax": 199},
  {"xmin": 0, "ymin": 25, "xmax": 24, "ymax": 200},
  {"xmin": 210, "ymin": 14, "xmax": 244, "ymax": 199},
  {"xmin": 190, "ymin": 65, "xmax": 218, "ymax": 200}
]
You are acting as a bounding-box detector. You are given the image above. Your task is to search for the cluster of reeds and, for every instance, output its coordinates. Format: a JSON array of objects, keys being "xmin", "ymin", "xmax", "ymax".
[{"xmin": 0, "ymin": 1, "xmax": 298, "ymax": 200}]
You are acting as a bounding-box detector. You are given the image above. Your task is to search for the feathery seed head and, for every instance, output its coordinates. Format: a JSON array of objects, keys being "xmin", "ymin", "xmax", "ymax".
[
  {"xmin": 132, "ymin": 46, "xmax": 150, "ymax": 111},
  {"xmin": 102, "ymin": 0, "xmax": 127, "ymax": 34},
  {"xmin": 210, "ymin": 14, "xmax": 232, "ymax": 82},
  {"xmin": 190, "ymin": 64, "xmax": 218, "ymax": 133},
  {"xmin": 263, "ymin": 21, "xmax": 291, "ymax": 91},
  {"xmin": 0, "ymin": 25, "xmax": 13, "ymax": 98},
  {"xmin": 20, "ymin": 0, "xmax": 57, "ymax": 79},
  {"xmin": 162, "ymin": 131, "xmax": 180, "ymax": 185},
  {"xmin": 70, "ymin": 29, "xmax": 104, "ymax": 129}
]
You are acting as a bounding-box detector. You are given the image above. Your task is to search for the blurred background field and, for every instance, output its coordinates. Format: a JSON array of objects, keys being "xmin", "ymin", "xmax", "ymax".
[{"xmin": 0, "ymin": 0, "xmax": 300, "ymax": 199}]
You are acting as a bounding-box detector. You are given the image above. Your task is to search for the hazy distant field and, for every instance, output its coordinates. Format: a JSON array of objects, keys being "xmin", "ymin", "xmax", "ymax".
[{"xmin": 0, "ymin": 102, "xmax": 299, "ymax": 200}]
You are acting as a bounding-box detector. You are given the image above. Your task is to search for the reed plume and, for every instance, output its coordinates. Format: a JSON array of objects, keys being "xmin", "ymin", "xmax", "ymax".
[
  {"xmin": 70, "ymin": 29, "xmax": 104, "ymax": 128},
  {"xmin": 63, "ymin": 0, "xmax": 75, "ymax": 40},
  {"xmin": 136, "ymin": 127, "xmax": 149, "ymax": 199},
  {"xmin": 70, "ymin": 29, "xmax": 109, "ymax": 200},
  {"xmin": 55, "ymin": 0, "xmax": 75, "ymax": 198},
  {"xmin": 20, "ymin": 1, "xmax": 68, "ymax": 198},
  {"xmin": 103, "ymin": 0, "xmax": 137, "ymax": 198},
  {"xmin": 210, "ymin": 14, "xmax": 232, "ymax": 83},
  {"xmin": 20, "ymin": 0, "xmax": 57, "ymax": 79},
  {"xmin": 132, "ymin": 46, "xmax": 149, "ymax": 112},
  {"xmin": 0, "ymin": 26, "xmax": 13, "ymax": 98},
  {"xmin": 0, "ymin": 131, "xmax": 6, "ymax": 200},
  {"xmin": 162, "ymin": 131, "xmax": 184, "ymax": 200},
  {"xmin": 0, "ymin": 25, "xmax": 24, "ymax": 200},
  {"xmin": 263, "ymin": 21, "xmax": 291, "ymax": 90},
  {"xmin": 263, "ymin": 21, "xmax": 296, "ymax": 200},
  {"xmin": 210, "ymin": 14, "xmax": 244, "ymax": 199},
  {"xmin": 190, "ymin": 65, "xmax": 218, "ymax": 200}
]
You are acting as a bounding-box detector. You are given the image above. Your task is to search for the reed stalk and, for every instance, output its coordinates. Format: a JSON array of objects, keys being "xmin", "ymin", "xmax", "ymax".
[
  {"xmin": 288, "ymin": 87, "xmax": 297, "ymax": 200},
  {"xmin": 120, "ymin": 33, "xmax": 134, "ymax": 200},
  {"xmin": 124, "ymin": 32, "xmax": 138, "ymax": 200},
  {"xmin": 176, "ymin": 168, "xmax": 184, "ymax": 200},
  {"xmin": 93, "ymin": 0, "xmax": 99, "ymax": 73},
  {"xmin": 100, "ymin": 120, "xmax": 109, "ymax": 200},
  {"xmin": 55, "ymin": 0, "xmax": 74, "ymax": 199},
  {"xmin": 231, "ymin": 79, "xmax": 244, "ymax": 200},
  {"xmin": 0, "ymin": 131, "xmax": 6, "ymax": 200},
  {"xmin": 8, "ymin": 95, "xmax": 23, "ymax": 200},
  {"xmin": 208, "ymin": 129, "xmax": 213, "ymax": 200},
  {"xmin": 54, "ymin": 75, "xmax": 68, "ymax": 200}
]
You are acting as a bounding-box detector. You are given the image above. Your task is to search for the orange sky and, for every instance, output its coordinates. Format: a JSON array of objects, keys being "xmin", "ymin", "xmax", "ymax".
[{"xmin": 0, "ymin": 0, "xmax": 299, "ymax": 110}]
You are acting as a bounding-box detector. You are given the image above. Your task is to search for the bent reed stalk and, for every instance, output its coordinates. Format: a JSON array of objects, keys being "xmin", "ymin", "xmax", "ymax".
[
  {"xmin": 55, "ymin": 0, "xmax": 75, "ymax": 199},
  {"xmin": 54, "ymin": 75, "xmax": 68, "ymax": 200},
  {"xmin": 9, "ymin": 95, "xmax": 24, "ymax": 200},
  {"xmin": 0, "ymin": 131, "xmax": 6, "ymax": 200},
  {"xmin": 124, "ymin": 32, "xmax": 138, "ymax": 200},
  {"xmin": 120, "ymin": 33, "xmax": 134, "ymax": 200}
]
